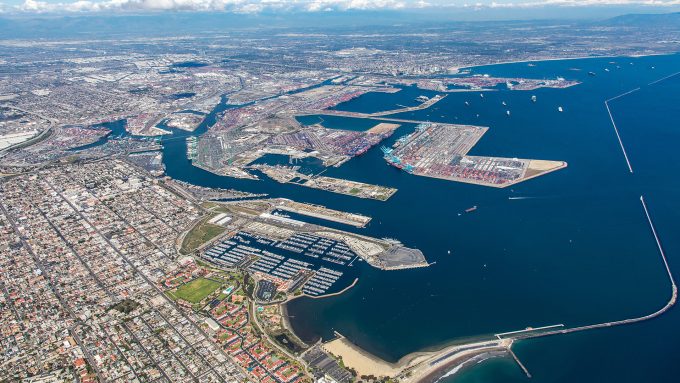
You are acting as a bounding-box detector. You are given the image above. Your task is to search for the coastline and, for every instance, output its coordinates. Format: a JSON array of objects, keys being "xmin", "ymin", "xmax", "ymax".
[
  {"xmin": 415, "ymin": 349, "xmax": 508, "ymax": 383},
  {"xmin": 408, "ymin": 160, "xmax": 567, "ymax": 189},
  {"xmin": 455, "ymin": 52, "xmax": 676, "ymax": 72},
  {"xmin": 280, "ymin": 192, "xmax": 677, "ymax": 383},
  {"xmin": 199, "ymin": 53, "xmax": 678, "ymax": 383},
  {"xmin": 318, "ymin": 331, "xmax": 512, "ymax": 383}
]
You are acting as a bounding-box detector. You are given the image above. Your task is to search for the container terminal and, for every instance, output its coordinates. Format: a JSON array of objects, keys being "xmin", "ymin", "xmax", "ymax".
[{"xmin": 382, "ymin": 122, "xmax": 566, "ymax": 187}]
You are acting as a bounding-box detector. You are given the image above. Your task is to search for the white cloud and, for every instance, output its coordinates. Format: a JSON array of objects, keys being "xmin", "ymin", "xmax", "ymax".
[
  {"xmin": 11, "ymin": 0, "xmax": 411, "ymax": 12},
  {"xmin": 7, "ymin": 0, "xmax": 680, "ymax": 13},
  {"xmin": 486, "ymin": 0, "xmax": 680, "ymax": 7}
]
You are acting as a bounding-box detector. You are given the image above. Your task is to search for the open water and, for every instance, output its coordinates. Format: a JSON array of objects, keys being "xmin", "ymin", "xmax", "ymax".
[{"xmin": 153, "ymin": 53, "xmax": 680, "ymax": 382}]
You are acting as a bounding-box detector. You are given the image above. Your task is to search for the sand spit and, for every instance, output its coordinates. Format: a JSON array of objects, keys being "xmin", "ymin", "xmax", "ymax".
[{"xmin": 321, "ymin": 333, "xmax": 511, "ymax": 382}]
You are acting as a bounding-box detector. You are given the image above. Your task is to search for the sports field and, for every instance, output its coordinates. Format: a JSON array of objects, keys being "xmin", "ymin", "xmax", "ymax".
[{"xmin": 171, "ymin": 278, "xmax": 221, "ymax": 303}]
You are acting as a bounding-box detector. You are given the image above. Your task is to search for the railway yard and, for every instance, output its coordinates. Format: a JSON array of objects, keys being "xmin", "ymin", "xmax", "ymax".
[{"xmin": 383, "ymin": 123, "xmax": 566, "ymax": 187}]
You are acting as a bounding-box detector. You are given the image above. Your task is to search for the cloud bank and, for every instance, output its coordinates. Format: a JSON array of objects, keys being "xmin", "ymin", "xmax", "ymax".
[{"xmin": 2, "ymin": 0, "xmax": 680, "ymax": 14}]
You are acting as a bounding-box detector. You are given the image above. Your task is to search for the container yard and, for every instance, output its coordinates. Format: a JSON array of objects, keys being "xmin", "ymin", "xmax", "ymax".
[{"xmin": 384, "ymin": 122, "xmax": 566, "ymax": 187}]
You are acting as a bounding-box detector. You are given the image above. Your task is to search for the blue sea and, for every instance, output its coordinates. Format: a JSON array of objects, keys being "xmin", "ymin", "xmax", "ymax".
[{"xmin": 153, "ymin": 53, "xmax": 680, "ymax": 382}]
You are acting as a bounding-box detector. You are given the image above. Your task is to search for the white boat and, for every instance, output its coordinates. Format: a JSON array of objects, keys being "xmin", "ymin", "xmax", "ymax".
[
  {"xmin": 531, "ymin": 95, "xmax": 537, "ymax": 102},
  {"xmin": 558, "ymin": 106, "xmax": 564, "ymax": 112},
  {"xmin": 506, "ymin": 110, "xmax": 511, "ymax": 116}
]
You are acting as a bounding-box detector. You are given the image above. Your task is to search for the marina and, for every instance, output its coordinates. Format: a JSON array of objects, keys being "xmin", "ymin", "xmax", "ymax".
[{"xmin": 202, "ymin": 231, "xmax": 358, "ymax": 297}]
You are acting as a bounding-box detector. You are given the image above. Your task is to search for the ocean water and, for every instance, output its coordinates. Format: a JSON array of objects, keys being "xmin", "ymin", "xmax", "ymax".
[
  {"xmin": 447, "ymin": 55, "xmax": 680, "ymax": 383},
  {"xmin": 158, "ymin": 53, "xmax": 680, "ymax": 382}
]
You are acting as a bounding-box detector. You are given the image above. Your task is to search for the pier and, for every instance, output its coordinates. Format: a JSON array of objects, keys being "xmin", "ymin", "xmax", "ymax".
[
  {"xmin": 507, "ymin": 346, "xmax": 532, "ymax": 378},
  {"xmin": 495, "ymin": 324, "xmax": 564, "ymax": 339}
]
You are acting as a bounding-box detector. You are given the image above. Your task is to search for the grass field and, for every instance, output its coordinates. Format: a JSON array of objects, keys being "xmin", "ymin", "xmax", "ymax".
[
  {"xmin": 171, "ymin": 278, "xmax": 222, "ymax": 303},
  {"xmin": 180, "ymin": 216, "xmax": 226, "ymax": 255}
]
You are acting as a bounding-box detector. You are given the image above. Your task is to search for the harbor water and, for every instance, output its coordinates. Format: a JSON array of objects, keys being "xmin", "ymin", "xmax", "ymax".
[{"xmin": 154, "ymin": 53, "xmax": 680, "ymax": 382}]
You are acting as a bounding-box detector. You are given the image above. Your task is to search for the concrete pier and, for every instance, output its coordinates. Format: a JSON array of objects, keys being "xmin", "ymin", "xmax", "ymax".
[{"xmin": 508, "ymin": 346, "xmax": 532, "ymax": 378}]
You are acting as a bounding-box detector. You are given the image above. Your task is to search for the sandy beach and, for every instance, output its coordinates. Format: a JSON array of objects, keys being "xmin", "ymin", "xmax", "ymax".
[
  {"xmin": 323, "ymin": 336, "xmax": 403, "ymax": 377},
  {"xmin": 321, "ymin": 332, "xmax": 511, "ymax": 382}
]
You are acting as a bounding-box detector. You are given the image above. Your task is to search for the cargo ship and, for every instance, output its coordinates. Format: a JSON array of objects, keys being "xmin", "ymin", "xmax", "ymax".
[{"xmin": 465, "ymin": 206, "xmax": 478, "ymax": 213}]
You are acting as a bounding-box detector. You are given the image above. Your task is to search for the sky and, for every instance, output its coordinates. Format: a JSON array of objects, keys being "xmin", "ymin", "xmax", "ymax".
[{"xmin": 0, "ymin": 0, "xmax": 679, "ymax": 14}]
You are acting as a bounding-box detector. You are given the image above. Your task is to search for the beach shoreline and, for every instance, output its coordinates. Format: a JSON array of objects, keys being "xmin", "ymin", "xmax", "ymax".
[{"xmin": 317, "ymin": 331, "xmax": 512, "ymax": 382}]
